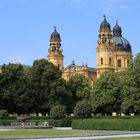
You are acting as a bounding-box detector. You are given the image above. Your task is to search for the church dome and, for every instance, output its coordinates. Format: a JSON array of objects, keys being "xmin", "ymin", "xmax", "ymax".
[
  {"xmin": 100, "ymin": 15, "xmax": 111, "ymax": 31},
  {"xmin": 50, "ymin": 27, "xmax": 61, "ymax": 42},
  {"xmin": 112, "ymin": 21, "xmax": 131, "ymax": 52},
  {"xmin": 112, "ymin": 36, "xmax": 131, "ymax": 52},
  {"xmin": 113, "ymin": 21, "xmax": 122, "ymax": 36}
]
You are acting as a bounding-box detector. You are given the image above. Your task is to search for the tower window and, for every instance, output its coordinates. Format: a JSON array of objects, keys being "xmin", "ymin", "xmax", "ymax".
[
  {"xmin": 58, "ymin": 64, "xmax": 60, "ymax": 69},
  {"xmin": 127, "ymin": 59, "xmax": 130, "ymax": 66},
  {"xmin": 118, "ymin": 59, "xmax": 121, "ymax": 67},
  {"xmin": 109, "ymin": 58, "xmax": 111, "ymax": 65},
  {"xmin": 101, "ymin": 58, "xmax": 103, "ymax": 65}
]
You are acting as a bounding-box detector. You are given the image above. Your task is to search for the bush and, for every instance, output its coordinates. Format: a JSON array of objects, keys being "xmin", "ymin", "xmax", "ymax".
[
  {"xmin": 72, "ymin": 117, "xmax": 140, "ymax": 131},
  {"xmin": 48, "ymin": 117, "xmax": 72, "ymax": 127},
  {"xmin": 0, "ymin": 110, "xmax": 9, "ymax": 118},
  {"xmin": 74, "ymin": 100, "xmax": 92, "ymax": 118},
  {"xmin": 0, "ymin": 120, "xmax": 11, "ymax": 126},
  {"xmin": 50, "ymin": 105, "xmax": 66, "ymax": 119}
]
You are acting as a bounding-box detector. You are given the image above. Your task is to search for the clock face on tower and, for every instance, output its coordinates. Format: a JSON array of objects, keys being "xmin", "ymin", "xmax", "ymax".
[
  {"xmin": 100, "ymin": 52, "xmax": 104, "ymax": 57},
  {"xmin": 109, "ymin": 52, "xmax": 112, "ymax": 57},
  {"xmin": 69, "ymin": 66, "xmax": 75, "ymax": 73}
]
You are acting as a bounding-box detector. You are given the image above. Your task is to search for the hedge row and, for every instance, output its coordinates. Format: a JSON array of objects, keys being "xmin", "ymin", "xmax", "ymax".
[
  {"xmin": 0, "ymin": 117, "xmax": 72, "ymax": 127},
  {"xmin": 72, "ymin": 118, "xmax": 140, "ymax": 131}
]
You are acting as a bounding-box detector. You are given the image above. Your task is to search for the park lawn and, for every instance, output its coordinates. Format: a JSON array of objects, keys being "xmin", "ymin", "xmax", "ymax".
[
  {"xmin": 103, "ymin": 137, "xmax": 140, "ymax": 140},
  {"xmin": 0, "ymin": 129, "xmax": 127, "ymax": 138}
]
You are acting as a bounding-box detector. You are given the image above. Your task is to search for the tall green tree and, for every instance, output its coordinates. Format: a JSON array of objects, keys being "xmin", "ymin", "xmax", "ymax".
[
  {"xmin": 29, "ymin": 59, "xmax": 70, "ymax": 115},
  {"xmin": 74, "ymin": 99, "xmax": 92, "ymax": 118},
  {"xmin": 67, "ymin": 74, "xmax": 91, "ymax": 112},
  {"xmin": 0, "ymin": 63, "xmax": 33, "ymax": 114},
  {"xmin": 121, "ymin": 53, "xmax": 140, "ymax": 115},
  {"xmin": 91, "ymin": 72, "xmax": 121, "ymax": 115}
]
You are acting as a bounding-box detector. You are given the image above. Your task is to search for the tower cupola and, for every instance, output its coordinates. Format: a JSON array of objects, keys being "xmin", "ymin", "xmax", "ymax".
[
  {"xmin": 50, "ymin": 26, "xmax": 61, "ymax": 42},
  {"xmin": 112, "ymin": 21, "xmax": 131, "ymax": 52},
  {"xmin": 47, "ymin": 27, "xmax": 64, "ymax": 70},
  {"xmin": 113, "ymin": 21, "xmax": 122, "ymax": 37},
  {"xmin": 99, "ymin": 15, "xmax": 111, "ymax": 32}
]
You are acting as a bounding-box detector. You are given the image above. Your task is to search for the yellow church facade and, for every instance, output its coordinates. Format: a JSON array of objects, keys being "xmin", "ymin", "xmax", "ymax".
[{"xmin": 47, "ymin": 16, "xmax": 132, "ymax": 82}]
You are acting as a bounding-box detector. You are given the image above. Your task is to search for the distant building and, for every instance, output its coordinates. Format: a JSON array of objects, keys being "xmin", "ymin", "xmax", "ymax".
[{"xmin": 48, "ymin": 16, "xmax": 133, "ymax": 82}]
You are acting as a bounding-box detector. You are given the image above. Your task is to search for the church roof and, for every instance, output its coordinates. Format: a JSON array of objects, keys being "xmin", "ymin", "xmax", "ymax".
[
  {"xmin": 112, "ymin": 21, "xmax": 132, "ymax": 52},
  {"xmin": 99, "ymin": 15, "xmax": 111, "ymax": 31},
  {"xmin": 87, "ymin": 67, "xmax": 96, "ymax": 72},
  {"xmin": 50, "ymin": 26, "xmax": 61, "ymax": 42},
  {"xmin": 64, "ymin": 62, "xmax": 96, "ymax": 73}
]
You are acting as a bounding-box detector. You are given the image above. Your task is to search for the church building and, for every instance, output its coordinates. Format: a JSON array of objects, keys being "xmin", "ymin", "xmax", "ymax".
[{"xmin": 47, "ymin": 16, "xmax": 132, "ymax": 83}]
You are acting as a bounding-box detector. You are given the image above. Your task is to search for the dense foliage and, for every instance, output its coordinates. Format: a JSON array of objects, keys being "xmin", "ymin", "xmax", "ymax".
[
  {"xmin": 0, "ymin": 110, "xmax": 8, "ymax": 118},
  {"xmin": 74, "ymin": 100, "xmax": 92, "ymax": 118},
  {"xmin": 67, "ymin": 74, "xmax": 91, "ymax": 112},
  {"xmin": 0, "ymin": 63, "xmax": 32, "ymax": 114},
  {"xmin": 0, "ymin": 53, "xmax": 140, "ymax": 116},
  {"xmin": 72, "ymin": 117, "xmax": 140, "ymax": 130},
  {"xmin": 50, "ymin": 105, "xmax": 66, "ymax": 119},
  {"xmin": 121, "ymin": 53, "xmax": 140, "ymax": 115},
  {"xmin": 91, "ymin": 72, "xmax": 121, "ymax": 115},
  {"xmin": 29, "ymin": 59, "xmax": 70, "ymax": 115},
  {"xmin": 0, "ymin": 60, "xmax": 70, "ymax": 115}
]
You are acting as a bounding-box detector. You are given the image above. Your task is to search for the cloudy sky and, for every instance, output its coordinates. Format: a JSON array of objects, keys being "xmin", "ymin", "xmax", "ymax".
[{"xmin": 0, "ymin": 0, "xmax": 140, "ymax": 67}]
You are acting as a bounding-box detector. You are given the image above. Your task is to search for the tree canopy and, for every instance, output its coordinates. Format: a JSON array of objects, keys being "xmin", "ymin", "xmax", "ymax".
[
  {"xmin": 0, "ymin": 54, "xmax": 140, "ymax": 116},
  {"xmin": 91, "ymin": 72, "xmax": 121, "ymax": 115},
  {"xmin": 0, "ymin": 63, "xmax": 32, "ymax": 114},
  {"xmin": 121, "ymin": 53, "xmax": 140, "ymax": 115}
]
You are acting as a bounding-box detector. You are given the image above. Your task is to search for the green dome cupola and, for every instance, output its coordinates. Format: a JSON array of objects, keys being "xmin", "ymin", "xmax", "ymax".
[
  {"xmin": 112, "ymin": 21, "xmax": 131, "ymax": 52},
  {"xmin": 99, "ymin": 15, "xmax": 111, "ymax": 32}
]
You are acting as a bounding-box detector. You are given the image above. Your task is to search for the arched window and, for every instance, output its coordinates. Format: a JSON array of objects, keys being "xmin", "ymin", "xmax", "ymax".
[
  {"xmin": 109, "ymin": 58, "xmax": 111, "ymax": 65},
  {"xmin": 118, "ymin": 59, "xmax": 121, "ymax": 67},
  {"xmin": 127, "ymin": 59, "xmax": 130, "ymax": 66},
  {"xmin": 101, "ymin": 58, "xmax": 103, "ymax": 65}
]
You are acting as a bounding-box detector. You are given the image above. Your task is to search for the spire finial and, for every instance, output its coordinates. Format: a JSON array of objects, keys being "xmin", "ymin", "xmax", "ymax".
[
  {"xmin": 116, "ymin": 20, "xmax": 118, "ymax": 25},
  {"xmin": 53, "ymin": 26, "xmax": 56, "ymax": 31},
  {"xmin": 72, "ymin": 60, "xmax": 75, "ymax": 65},
  {"xmin": 85, "ymin": 62, "xmax": 88, "ymax": 67},
  {"xmin": 103, "ymin": 15, "xmax": 106, "ymax": 19}
]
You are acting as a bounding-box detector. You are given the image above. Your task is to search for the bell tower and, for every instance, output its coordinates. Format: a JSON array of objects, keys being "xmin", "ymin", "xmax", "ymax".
[
  {"xmin": 96, "ymin": 16, "xmax": 115, "ymax": 78},
  {"xmin": 48, "ymin": 27, "xmax": 64, "ymax": 70}
]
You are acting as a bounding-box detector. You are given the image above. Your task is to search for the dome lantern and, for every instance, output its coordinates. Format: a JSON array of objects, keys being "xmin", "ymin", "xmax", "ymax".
[
  {"xmin": 112, "ymin": 21, "xmax": 131, "ymax": 52},
  {"xmin": 99, "ymin": 15, "xmax": 111, "ymax": 32},
  {"xmin": 113, "ymin": 20, "xmax": 122, "ymax": 37}
]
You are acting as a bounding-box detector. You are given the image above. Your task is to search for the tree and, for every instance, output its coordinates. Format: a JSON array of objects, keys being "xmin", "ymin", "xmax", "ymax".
[
  {"xmin": 74, "ymin": 99, "xmax": 92, "ymax": 118},
  {"xmin": 29, "ymin": 59, "xmax": 70, "ymax": 115},
  {"xmin": 121, "ymin": 53, "xmax": 140, "ymax": 115},
  {"xmin": 67, "ymin": 74, "xmax": 91, "ymax": 112},
  {"xmin": 0, "ymin": 63, "xmax": 33, "ymax": 114},
  {"xmin": 0, "ymin": 110, "xmax": 8, "ymax": 118},
  {"xmin": 91, "ymin": 72, "xmax": 121, "ymax": 115},
  {"xmin": 50, "ymin": 105, "xmax": 66, "ymax": 119}
]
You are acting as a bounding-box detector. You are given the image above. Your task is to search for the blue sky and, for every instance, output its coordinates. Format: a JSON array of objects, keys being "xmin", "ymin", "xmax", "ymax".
[{"xmin": 0, "ymin": 0, "xmax": 140, "ymax": 67}]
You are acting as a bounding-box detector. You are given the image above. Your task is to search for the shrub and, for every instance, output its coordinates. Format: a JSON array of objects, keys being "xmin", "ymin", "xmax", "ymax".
[
  {"xmin": 74, "ymin": 100, "xmax": 92, "ymax": 118},
  {"xmin": 72, "ymin": 117, "xmax": 140, "ymax": 131},
  {"xmin": 50, "ymin": 105, "xmax": 66, "ymax": 119},
  {"xmin": 0, "ymin": 110, "xmax": 9, "ymax": 118},
  {"xmin": 48, "ymin": 117, "xmax": 72, "ymax": 127}
]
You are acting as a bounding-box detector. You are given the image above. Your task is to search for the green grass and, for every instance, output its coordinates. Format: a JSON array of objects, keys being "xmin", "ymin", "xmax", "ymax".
[
  {"xmin": 0, "ymin": 129, "xmax": 129, "ymax": 138},
  {"xmin": 103, "ymin": 137, "xmax": 140, "ymax": 140}
]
